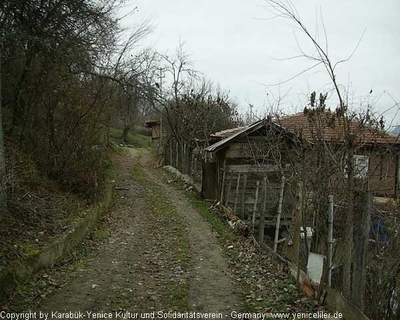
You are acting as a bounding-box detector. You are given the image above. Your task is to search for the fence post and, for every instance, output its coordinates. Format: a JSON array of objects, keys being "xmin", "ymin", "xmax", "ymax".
[
  {"xmin": 351, "ymin": 191, "xmax": 372, "ymax": 311},
  {"xmin": 220, "ymin": 160, "xmax": 226, "ymax": 203},
  {"xmin": 183, "ymin": 142, "xmax": 186, "ymax": 174},
  {"xmin": 175, "ymin": 141, "xmax": 179, "ymax": 169},
  {"xmin": 252, "ymin": 181, "xmax": 260, "ymax": 228},
  {"xmin": 258, "ymin": 177, "xmax": 267, "ymax": 244},
  {"xmin": 169, "ymin": 141, "xmax": 173, "ymax": 166},
  {"xmin": 234, "ymin": 173, "xmax": 241, "ymax": 214},
  {"xmin": 193, "ymin": 154, "xmax": 197, "ymax": 182},
  {"xmin": 241, "ymin": 174, "xmax": 248, "ymax": 220},
  {"xmin": 190, "ymin": 153, "xmax": 194, "ymax": 177},
  {"xmin": 225, "ymin": 171, "xmax": 233, "ymax": 206},
  {"xmin": 396, "ymin": 155, "xmax": 400, "ymax": 204},
  {"xmin": 327, "ymin": 195, "xmax": 334, "ymax": 287},
  {"xmin": 273, "ymin": 176, "xmax": 286, "ymax": 252}
]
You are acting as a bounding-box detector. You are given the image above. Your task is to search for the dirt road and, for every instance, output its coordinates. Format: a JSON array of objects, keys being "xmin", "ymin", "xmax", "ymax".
[{"xmin": 38, "ymin": 148, "xmax": 245, "ymax": 317}]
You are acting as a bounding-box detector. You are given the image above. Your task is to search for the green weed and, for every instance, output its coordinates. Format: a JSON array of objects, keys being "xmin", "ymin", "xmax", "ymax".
[
  {"xmin": 109, "ymin": 128, "xmax": 151, "ymax": 148},
  {"xmin": 92, "ymin": 227, "xmax": 108, "ymax": 241}
]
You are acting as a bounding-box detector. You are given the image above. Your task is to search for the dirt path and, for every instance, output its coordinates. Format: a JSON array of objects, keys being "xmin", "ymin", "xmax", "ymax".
[{"xmin": 38, "ymin": 148, "xmax": 244, "ymax": 317}]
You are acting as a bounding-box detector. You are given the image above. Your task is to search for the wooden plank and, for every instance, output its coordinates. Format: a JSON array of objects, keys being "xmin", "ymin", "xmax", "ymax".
[
  {"xmin": 225, "ymin": 171, "xmax": 233, "ymax": 206},
  {"xmin": 175, "ymin": 141, "xmax": 179, "ymax": 169},
  {"xmin": 194, "ymin": 156, "xmax": 198, "ymax": 182},
  {"xmin": 273, "ymin": 176, "xmax": 286, "ymax": 252},
  {"xmin": 351, "ymin": 191, "xmax": 372, "ymax": 311},
  {"xmin": 327, "ymin": 195, "xmax": 334, "ymax": 287},
  {"xmin": 225, "ymin": 204, "xmax": 292, "ymax": 218},
  {"xmin": 182, "ymin": 142, "xmax": 185, "ymax": 173},
  {"xmin": 226, "ymin": 139, "xmax": 291, "ymax": 158},
  {"xmin": 220, "ymin": 159, "xmax": 227, "ymax": 203},
  {"xmin": 224, "ymin": 171, "xmax": 282, "ymax": 184},
  {"xmin": 251, "ymin": 216, "xmax": 292, "ymax": 225},
  {"xmin": 233, "ymin": 191, "xmax": 281, "ymax": 202},
  {"xmin": 396, "ymin": 155, "xmax": 400, "ymax": 203},
  {"xmin": 234, "ymin": 173, "xmax": 241, "ymax": 214},
  {"xmin": 292, "ymin": 181, "xmax": 304, "ymax": 267},
  {"xmin": 252, "ymin": 181, "xmax": 260, "ymax": 228},
  {"xmin": 169, "ymin": 141, "xmax": 173, "ymax": 166},
  {"xmin": 241, "ymin": 174, "xmax": 248, "ymax": 219},
  {"xmin": 225, "ymin": 164, "xmax": 282, "ymax": 173},
  {"xmin": 258, "ymin": 177, "xmax": 267, "ymax": 243},
  {"xmin": 191, "ymin": 153, "xmax": 195, "ymax": 178},
  {"xmin": 228, "ymin": 139, "xmax": 284, "ymax": 150}
]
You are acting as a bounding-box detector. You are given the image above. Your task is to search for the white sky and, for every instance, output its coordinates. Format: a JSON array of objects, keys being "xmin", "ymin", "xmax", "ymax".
[{"xmin": 120, "ymin": 0, "xmax": 400, "ymax": 126}]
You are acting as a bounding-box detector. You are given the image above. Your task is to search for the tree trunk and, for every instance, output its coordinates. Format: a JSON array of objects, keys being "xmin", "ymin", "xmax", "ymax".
[
  {"xmin": 351, "ymin": 191, "xmax": 371, "ymax": 311},
  {"xmin": 342, "ymin": 148, "xmax": 355, "ymax": 299},
  {"xmin": 292, "ymin": 181, "xmax": 303, "ymax": 266},
  {"xmin": 121, "ymin": 125, "xmax": 130, "ymax": 144}
]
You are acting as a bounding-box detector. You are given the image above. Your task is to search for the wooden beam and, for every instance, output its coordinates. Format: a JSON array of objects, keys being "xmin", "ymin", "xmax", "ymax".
[
  {"xmin": 234, "ymin": 173, "xmax": 241, "ymax": 214},
  {"xmin": 351, "ymin": 191, "xmax": 372, "ymax": 311},
  {"xmin": 220, "ymin": 159, "xmax": 227, "ymax": 203},
  {"xmin": 252, "ymin": 181, "xmax": 260, "ymax": 228},
  {"xmin": 292, "ymin": 181, "xmax": 304, "ymax": 267},
  {"xmin": 225, "ymin": 171, "xmax": 233, "ymax": 206},
  {"xmin": 273, "ymin": 176, "xmax": 286, "ymax": 252},
  {"xmin": 225, "ymin": 164, "xmax": 282, "ymax": 173},
  {"xmin": 396, "ymin": 154, "xmax": 400, "ymax": 203},
  {"xmin": 175, "ymin": 141, "xmax": 179, "ymax": 169},
  {"xmin": 169, "ymin": 140, "xmax": 173, "ymax": 166},
  {"xmin": 258, "ymin": 177, "xmax": 267, "ymax": 244},
  {"xmin": 241, "ymin": 174, "xmax": 248, "ymax": 219},
  {"xmin": 327, "ymin": 195, "xmax": 334, "ymax": 287}
]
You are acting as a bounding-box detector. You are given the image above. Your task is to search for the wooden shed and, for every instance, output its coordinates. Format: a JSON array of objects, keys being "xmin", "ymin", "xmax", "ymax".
[
  {"xmin": 202, "ymin": 118, "xmax": 300, "ymax": 227},
  {"xmin": 202, "ymin": 115, "xmax": 400, "ymax": 228},
  {"xmin": 144, "ymin": 119, "xmax": 162, "ymax": 142}
]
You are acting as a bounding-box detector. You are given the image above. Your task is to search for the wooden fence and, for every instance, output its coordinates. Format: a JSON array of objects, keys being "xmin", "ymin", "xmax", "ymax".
[
  {"xmin": 220, "ymin": 164, "xmax": 296, "ymax": 228},
  {"xmin": 164, "ymin": 138, "xmax": 202, "ymax": 185}
]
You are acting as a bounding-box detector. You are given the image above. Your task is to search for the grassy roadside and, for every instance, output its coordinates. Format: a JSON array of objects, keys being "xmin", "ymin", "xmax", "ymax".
[
  {"xmin": 173, "ymin": 183, "xmax": 316, "ymax": 314},
  {"xmin": 131, "ymin": 166, "xmax": 191, "ymax": 311},
  {"xmin": 3, "ymin": 207, "xmax": 115, "ymax": 311},
  {"xmin": 109, "ymin": 128, "xmax": 151, "ymax": 149}
]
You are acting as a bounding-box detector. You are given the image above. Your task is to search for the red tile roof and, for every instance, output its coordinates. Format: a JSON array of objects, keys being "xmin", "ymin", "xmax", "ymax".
[{"xmin": 278, "ymin": 112, "xmax": 400, "ymax": 146}]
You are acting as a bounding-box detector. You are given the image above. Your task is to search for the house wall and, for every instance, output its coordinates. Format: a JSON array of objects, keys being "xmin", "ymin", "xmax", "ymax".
[
  {"xmin": 300, "ymin": 146, "xmax": 399, "ymax": 198},
  {"xmin": 365, "ymin": 150, "xmax": 397, "ymax": 197}
]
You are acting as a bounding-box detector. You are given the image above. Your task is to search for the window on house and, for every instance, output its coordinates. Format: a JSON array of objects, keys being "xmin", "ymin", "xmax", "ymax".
[{"xmin": 354, "ymin": 155, "xmax": 369, "ymax": 179}]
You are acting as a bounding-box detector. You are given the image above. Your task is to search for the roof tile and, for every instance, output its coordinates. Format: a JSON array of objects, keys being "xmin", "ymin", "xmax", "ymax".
[{"xmin": 278, "ymin": 112, "xmax": 400, "ymax": 146}]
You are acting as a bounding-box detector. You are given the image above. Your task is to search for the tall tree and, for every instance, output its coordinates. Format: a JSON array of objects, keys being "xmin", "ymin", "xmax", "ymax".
[{"xmin": 265, "ymin": 0, "xmax": 365, "ymax": 299}]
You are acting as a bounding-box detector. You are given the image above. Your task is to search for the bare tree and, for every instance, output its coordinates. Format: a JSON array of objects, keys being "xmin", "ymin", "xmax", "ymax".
[{"xmin": 264, "ymin": 0, "xmax": 362, "ymax": 299}]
